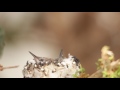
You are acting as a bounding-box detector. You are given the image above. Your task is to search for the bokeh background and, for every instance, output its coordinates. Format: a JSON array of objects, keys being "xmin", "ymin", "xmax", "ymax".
[
  {"xmin": 0, "ymin": 12, "xmax": 120, "ymax": 78},
  {"xmin": 0, "ymin": 12, "xmax": 61, "ymax": 78}
]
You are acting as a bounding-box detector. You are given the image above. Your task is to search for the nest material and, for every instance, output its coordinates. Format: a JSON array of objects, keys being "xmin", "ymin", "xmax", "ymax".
[{"xmin": 22, "ymin": 50, "xmax": 81, "ymax": 78}]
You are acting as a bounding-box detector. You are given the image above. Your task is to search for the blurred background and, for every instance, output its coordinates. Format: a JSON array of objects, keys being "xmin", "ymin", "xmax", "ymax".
[
  {"xmin": 0, "ymin": 12, "xmax": 61, "ymax": 78},
  {"xmin": 0, "ymin": 12, "xmax": 120, "ymax": 78}
]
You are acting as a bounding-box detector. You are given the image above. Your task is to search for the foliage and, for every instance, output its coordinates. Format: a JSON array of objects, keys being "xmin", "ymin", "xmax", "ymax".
[
  {"xmin": 73, "ymin": 64, "xmax": 89, "ymax": 78},
  {"xmin": 0, "ymin": 28, "xmax": 5, "ymax": 58},
  {"xmin": 95, "ymin": 45, "xmax": 120, "ymax": 78},
  {"xmin": 75, "ymin": 45, "xmax": 120, "ymax": 78}
]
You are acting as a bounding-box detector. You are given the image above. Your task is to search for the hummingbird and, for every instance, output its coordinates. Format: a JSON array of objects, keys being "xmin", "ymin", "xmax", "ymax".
[
  {"xmin": 72, "ymin": 56, "xmax": 80, "ymax": 67},
  {"xmin": 29, "ymin": 51, "xmax": 40, "ymax": 64},
  {"xmin": 53, "ymin": 49, "xmax": 64, "ymax": 66},
  {"xmin": 29, "ymin": 51, "xmax": 52, "ymax": 67}
]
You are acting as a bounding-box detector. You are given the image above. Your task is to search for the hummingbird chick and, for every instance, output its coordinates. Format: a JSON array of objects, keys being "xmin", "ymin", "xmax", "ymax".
[
  {"xmin": 53, "ymin": 49, "xmax": 64, "ymax": 66},
  {"xmin": 26, "ymin": 59, "xmax": 36, "ymax": 70},
  {"xmin": 29, "ymin": 51, "xmax": 40, "ymax": 64},
  {"xmin": 72, "ymin": 56, "xmax": 80, "ymax": 67},
  {"xmin": 23, "ymin": 59, "xmax": 36, "ymax": 78}
]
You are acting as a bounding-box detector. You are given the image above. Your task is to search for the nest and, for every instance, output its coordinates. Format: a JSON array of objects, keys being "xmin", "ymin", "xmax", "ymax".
[{"xmin": 22, "ymin": 50, "xmax": 81, "ymax": 78}]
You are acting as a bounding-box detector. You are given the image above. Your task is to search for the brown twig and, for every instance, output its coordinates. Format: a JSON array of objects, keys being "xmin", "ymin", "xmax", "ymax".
[
  {"xmin": 3, "ymin": 65, "xmax": 19, "ymax": 69},
  {"xmin": 88, "ymin": 69, "xmax": 103, "ymax": 78},
  {"xmin": 0, "ymin": 65, "xmax": 19, "ymax": 71}
]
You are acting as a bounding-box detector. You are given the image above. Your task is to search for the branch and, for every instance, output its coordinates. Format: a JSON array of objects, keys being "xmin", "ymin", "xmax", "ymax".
[
  {"xmin": 0, "ymin": 65, "xmax": 19, "ymax": 71},
  {"xmin": 88, "ymin": 69, "xmax": 103, "ymax": 78}
]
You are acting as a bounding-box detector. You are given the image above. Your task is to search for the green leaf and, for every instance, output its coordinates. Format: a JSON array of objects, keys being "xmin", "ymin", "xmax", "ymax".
[
  {"xmin": 109, "ymin": 73, "xmax": 116, "ymax": 78},
  {"xmin": 98, "ymin": 59, "xmax": 102, "ymax": 62},
  {"xmin": 72, "ymin": 74, "xmax": 77, "ymax": 78},
  {"xmin": 114, "ymin": 66, "xmax": 120, "ymax": 77},
  {"xmin": 102, "ymin": 72, "xmax": 105, "ymax": 77},
  {"xmin": 102, "ymin": 69, "xmax": 108, "ymax": 78},
  {"xmin": 117, "ymin": 72, "xmax": 120, "ymax": 76},
  {"xmin": 108, "ymin": 56, "xmax": 114, "ymax": 61}
]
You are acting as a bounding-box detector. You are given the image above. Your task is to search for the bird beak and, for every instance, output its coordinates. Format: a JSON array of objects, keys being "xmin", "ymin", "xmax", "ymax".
[
  {"xmin": 29, "ymin": 51, "xmax": 39, "ymax": 63},
  {"xmin": 59, "ymin": 49, "xmax": 63, "ymax": 58}
]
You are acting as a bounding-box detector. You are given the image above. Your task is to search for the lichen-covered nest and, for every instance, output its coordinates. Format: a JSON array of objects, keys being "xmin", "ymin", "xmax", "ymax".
[{"xmin": 22, "ymin": 50, "xmax": 82, "ymax": 78}]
